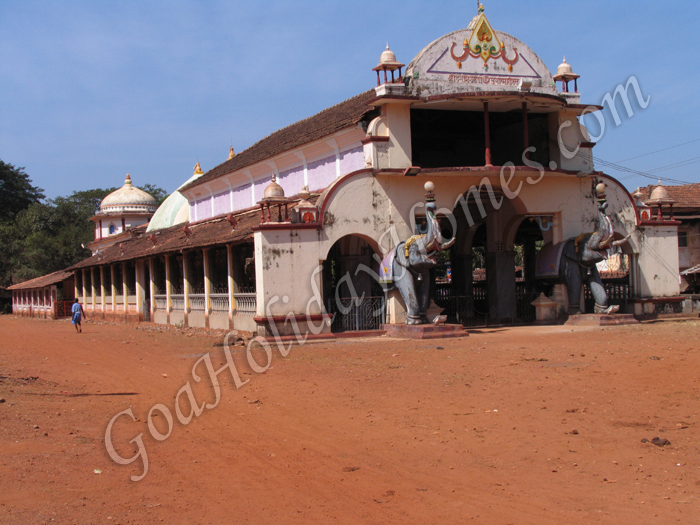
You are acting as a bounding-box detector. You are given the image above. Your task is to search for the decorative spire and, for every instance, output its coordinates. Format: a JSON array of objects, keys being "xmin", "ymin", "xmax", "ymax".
[
  {"xmin": 194, "ymin": 162, "xmax": 203, "ymax": 175},
  {"xmin": 228, "ymin": 146, "xmax": 235, "ymax": 160},
  {"xmin": 124, "ymin": 173, "xmax": 132, "ymax": 185},
  {"xmin": 478, "ymin": 2, "xmax": 484, "ymax": 13}
]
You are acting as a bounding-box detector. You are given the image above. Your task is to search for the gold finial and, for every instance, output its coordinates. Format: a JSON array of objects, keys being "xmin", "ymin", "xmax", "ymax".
[
  {"xmin": 228, "ymin": 146, "xmax": 235, "ymax": 160},
  {"xmin": 124, "ymin": 173, "xmax": 132, "ymax": 185},
  {"xmin": 194, "ymin": 162, "xmax": 203, "ymax": 175},
  {"xmin": 478, "ymin": 2, "xmax": 484, "ymax": 13}
]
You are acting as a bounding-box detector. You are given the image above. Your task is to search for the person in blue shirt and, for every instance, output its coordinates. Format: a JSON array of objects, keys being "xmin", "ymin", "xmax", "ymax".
[{"xmin": 71, "ymin": 298, "xmax": 87, "ymax": 333}]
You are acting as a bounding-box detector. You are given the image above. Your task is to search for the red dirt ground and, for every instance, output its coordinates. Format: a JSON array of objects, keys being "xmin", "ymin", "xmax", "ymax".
[{"xmin": 1, "ymin": 315, "xmax": 699, "ymax": 524}]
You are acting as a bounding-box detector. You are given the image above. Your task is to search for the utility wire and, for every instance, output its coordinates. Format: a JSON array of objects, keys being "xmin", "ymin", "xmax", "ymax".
[
  {"xmin": 613, "ymin": 137, "xmax": 700, "ymax": 163},
  {"xmin": 648, "ymin": 156, "xmax": 700, "ymax": 174},
  {"xmin": 593, "ymin": 156, "xmax": 693, "ymax": 185}
]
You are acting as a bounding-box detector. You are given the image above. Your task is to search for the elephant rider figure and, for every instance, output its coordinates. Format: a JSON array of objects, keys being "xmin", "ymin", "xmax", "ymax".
[
  {"xmin": 535, "ymin": 182, "xmax": 631, "ymax": 315},
  {"xmin": 380, "ymin": 182, "xmax": 455, "ymax": 324}
]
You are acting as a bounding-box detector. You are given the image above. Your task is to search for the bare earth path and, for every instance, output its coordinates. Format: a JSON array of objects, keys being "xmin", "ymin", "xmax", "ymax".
[{"xmin": 1, "ymin": 315, "xmax": 699, "ymax": 524}]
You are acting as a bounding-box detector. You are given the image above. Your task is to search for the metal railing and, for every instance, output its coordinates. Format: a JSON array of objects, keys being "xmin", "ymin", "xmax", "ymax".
[
  {"xmin": 327, "ymin": 296, "xmax": 385, "ymax": 332},
  {"xmin": 584, "ymin": 279, "xmax": 631, "ymax": 313},
  {"xmin": 233, "ymin": 293, "xmax": 257, "ymax": 316}
]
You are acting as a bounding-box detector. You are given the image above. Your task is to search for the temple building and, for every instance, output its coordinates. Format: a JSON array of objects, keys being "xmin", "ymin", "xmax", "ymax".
[
  {"xmin": 9, "ymin": 7, "xmax": 685, "ymax": 329},
  {"xmin": 88, "ymin": 174, "xmax": 159, "ymax": 254}
]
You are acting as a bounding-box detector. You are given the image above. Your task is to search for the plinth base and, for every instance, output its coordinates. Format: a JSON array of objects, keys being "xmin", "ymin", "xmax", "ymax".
[
  {"xmin": 565, "ymin": 313, "xmax": 639, "ymax": 326},
  {"xmin": 382, "ymin": 323, "xmax": 469, "ymax": 339}
]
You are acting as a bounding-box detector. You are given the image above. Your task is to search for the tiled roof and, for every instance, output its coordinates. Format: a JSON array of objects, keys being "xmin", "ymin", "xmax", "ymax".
[
  {"xmin": 181, "ymin": 90, "xmax": 378, "ymax": 192},
  {"xmin": 7, "ymin": 269, "xmax": 74, "ymax": 291},
  {"xmin": 639, "ymin": 182, "xmax": 700, "ymax": 209},
  {"xmin": 67, "ymin": 209, "xmax": 259, "ymax": 271},
  {"xmin": 66, "ymin": 194, "xmax": 319, "ymax": 271}
]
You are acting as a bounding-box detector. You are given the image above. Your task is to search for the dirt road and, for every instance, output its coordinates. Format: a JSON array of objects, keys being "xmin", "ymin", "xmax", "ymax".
[{"xmin": 1, "ymin": 316, "xmax": 699, "ymax": 524}]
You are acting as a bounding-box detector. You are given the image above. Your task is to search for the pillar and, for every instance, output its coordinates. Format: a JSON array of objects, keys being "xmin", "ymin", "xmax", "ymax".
[
  {"xmin": 182, "ymin": 251, "xmax": 189, "ymax": 325},
  {"xmin": 523, "ymin": 235, "xmax": 537, "ymax": 294},
  {"xmin": 522, "ymin": 102, "xmax": 529, "ymax": 161},
  {"xmin": 81, "ymin": 269, "xmax": 87, "ymax": 305},
  {"xmin": 485, "ymin": 214, "xmax": 516, "ymax": 322},
  {"xmin": 99, "ymin": 266, "xmax": 106, "ymax": 314},
  {"xmin": 122, "ymin": 262, "xmax": 128, "ymax": 317},
  {"xmin": 148, "ymin": 258, "xmax": 156, "ymax": 321},
  {"xmin": 483, "ymin": 101, "xmax": 492, "ymax": 167},
  {"xmin": 110, "ymin": 264, "xmax": 117, "ymax": 313},
  {"xmin": 164, "ymin": 254, "xmax": 172, "ymax": 323},
  {"xmin": 227, "ymin": 244, "xmax": 235, "ymax": 322},
  {"xmin": 90, "ymin": 267, "xmax": 96, "ymax": 311},
  {"xmin": 74, "ymin": 272, "xmax": 79, "ymax": 305},
  {"xmin": 135, "ymin": 260, "xmax": 145, "ymax": 322},
  {"xmin": 203, "ymin": 248, "xmax": 212, "ymax": 328}
]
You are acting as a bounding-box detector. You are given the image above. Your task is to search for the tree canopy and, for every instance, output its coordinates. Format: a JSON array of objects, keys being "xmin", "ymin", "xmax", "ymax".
[
  {"xmin": 0, "ymin": 161, "xmax": 44, "ymax": 222},
  {"xmin": 0, "ymin": 159, "xmax": 167, "ymax": 292}
]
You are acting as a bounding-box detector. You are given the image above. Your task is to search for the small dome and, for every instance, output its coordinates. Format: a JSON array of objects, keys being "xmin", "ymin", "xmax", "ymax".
[
  {"xmin": 380, "ymin": 44, "xmax": 397, "ymax": 65},
  {"xmin": 263, "ymin": 179, "xmax": 285, "ymax": 200},
  {"xmin": 194, "ymin": 162, "xmax": 203, "ymax": 175},
  {"xmin": 228, "ymin": 146, "xmax": 235, "ymax": 160},
  {"xmin": 648, "ymin": 181, "xmax": 674, "ymax": 204},
  {"xmin": 100, "ymin": 174, "xmax": 158, "ymax": 214},
  {"xmin": 556, "ymin": 57, "xmax": 572, "ymax": 76},
  {"xmin": 373, "ymin": 43, "xmax": 404, "ymax": 71}
]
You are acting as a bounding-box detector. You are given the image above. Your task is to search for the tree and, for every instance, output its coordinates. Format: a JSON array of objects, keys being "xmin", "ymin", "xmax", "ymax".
[
  {"xmin": 0, "ymin": 165, "xmax": 168, "ymax": 290},
  {"xmin": 0, "ymin": 160, "xmax": 45, "ymax": 222},
  {"xmin": 138, "ymin": 183, "xmax": 169, "ymax": 205}
]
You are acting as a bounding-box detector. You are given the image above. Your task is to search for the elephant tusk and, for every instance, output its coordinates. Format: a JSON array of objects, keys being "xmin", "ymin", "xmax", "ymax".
[
  {"xmin": 612, "ymin": 233, "xmax": 632, "ymax": 247},
  {"xmin": 440, "ymin": 237, "xmax": 456, "ymax": 250},
  {"xmin": 600, "ymin": 232, "xmax": 615, "ymax": 249}
]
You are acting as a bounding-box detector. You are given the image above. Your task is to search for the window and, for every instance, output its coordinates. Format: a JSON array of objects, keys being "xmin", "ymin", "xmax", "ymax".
[
  {"xmin": 678, "ymin": 231, "xmax": 688, "ymax": 248},
  {"xmin": 108, "ymin": 224, "xmax": 116, "ymax": 235}
]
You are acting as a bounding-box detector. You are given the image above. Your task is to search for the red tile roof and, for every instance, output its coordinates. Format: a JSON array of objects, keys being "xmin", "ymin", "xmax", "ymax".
[
  {"xmin": 66, "ymin": 194, "xmax": 319, "ymax": 271},
  {"xmin": 7, "ymin": 269, "xmax": 74, "ymax": 291},
  {"xmin": 639, "ymin": 182, "xmax": 700, "ymax": 209},
  {"xmin": 181, "ymin": 90, "xmax": 378, "ymax": 192}
]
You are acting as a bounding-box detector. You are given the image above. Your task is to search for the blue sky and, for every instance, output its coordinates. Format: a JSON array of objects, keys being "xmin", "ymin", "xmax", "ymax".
[{"xmin": 1, "ymin": 0, "xmax": 699, "ymax": 199}]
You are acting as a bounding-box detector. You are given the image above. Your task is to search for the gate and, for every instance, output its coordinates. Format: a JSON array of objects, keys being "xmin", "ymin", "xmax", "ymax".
[
  {"xmin": 54, "ymin": 301, "xmax": 73, "ymax": 318},
  {"xmin": 584, "ymin": 279, "xmax": 630, "ymax": 313},
  {"xmin": 327, "ymin": 296, "xmax": 386, "ymax": 332}
]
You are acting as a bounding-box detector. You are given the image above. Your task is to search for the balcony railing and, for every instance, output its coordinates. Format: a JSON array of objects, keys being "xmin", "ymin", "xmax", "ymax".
[
  {"xmin": 233, "ymin": 293, "xmax": 257, "ymax": 316},
  {"xmin": 154, "ymin": 295, "xmax": 167, "ymax": 311},
  {"xmin": 189, "ymin": 294, "xmax": 206, "ymax": 313},
  {"xmin": 210, "ymin": 294, "xmax": 229, "ymax": 314},
  {"xmin": 171, "ymin": 295, "xmax": 185, "ymax": 312}
]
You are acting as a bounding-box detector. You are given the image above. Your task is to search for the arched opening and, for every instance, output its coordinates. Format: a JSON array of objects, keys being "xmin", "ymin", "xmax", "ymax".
[
  {"xmin": 322, "ymin": 234, "xmax": 385, "ymax": 332},
  {"xmin": 446, "ymin": 186, "xmax": 524, "ymax": 325},
  {"xmin": 108, "ymin": 223, "xmax": 116, "ymax": 235},
  {"xmin": 512, "ymin": 218, "xmax": 545, "ymax": 323}
]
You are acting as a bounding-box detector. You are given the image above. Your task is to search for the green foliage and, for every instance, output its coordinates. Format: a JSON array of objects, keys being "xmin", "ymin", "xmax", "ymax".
[
  {"xmin": 139, "ymin": 183, "xmax": 169, "ymax": 206},
  {"xmin": 0, "ymin": 160, "xmax": 44, "ymax": 222},
  {"xmin": 0, "ymin": 158, "xmax": 167, "ymax": 289}
]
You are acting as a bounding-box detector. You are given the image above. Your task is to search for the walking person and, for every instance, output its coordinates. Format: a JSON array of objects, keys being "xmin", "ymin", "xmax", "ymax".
[{"xmin": 71, "ymin": 298, "xmax": 87, "ymax": 333}]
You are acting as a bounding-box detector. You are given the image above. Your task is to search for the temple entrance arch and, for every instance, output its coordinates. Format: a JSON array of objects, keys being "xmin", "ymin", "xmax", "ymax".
[
  {"xmin": 446, "ymin": 185, "xmax": 533, "ymax": 324},
  {"xmin": 322, "ymin": 234, "xmax": 385, "ymax": 332}
]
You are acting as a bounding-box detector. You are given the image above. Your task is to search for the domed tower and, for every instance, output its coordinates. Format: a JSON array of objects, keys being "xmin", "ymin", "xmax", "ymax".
[{"xmin": 88, "ymin": 174, "xmax": 158, "ymax": 253}]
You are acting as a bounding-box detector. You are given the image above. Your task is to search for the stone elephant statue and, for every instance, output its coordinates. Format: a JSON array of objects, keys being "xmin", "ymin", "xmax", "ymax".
[
  {"xmin": 380, "ymin": 182, "xmax": 455, "ymax": 324},
  {"xmin": 536, "ymin": 192, "xmax": 631, "ymax": 315}
]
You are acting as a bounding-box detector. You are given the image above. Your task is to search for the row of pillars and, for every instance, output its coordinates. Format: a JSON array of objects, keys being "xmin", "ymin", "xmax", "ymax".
[{"xmin": 76, "ymin": 245, "xmax": 251, "ymax": 328}]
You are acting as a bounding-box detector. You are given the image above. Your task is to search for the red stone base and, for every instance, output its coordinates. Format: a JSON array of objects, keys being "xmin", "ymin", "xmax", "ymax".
[
  {"xmin": 382, "ymin": 323, "xmax": 469, "ymax": 339},
  {"xmin": 565, "ymin": 313, "xmax": 639, "ymax": 326}
]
